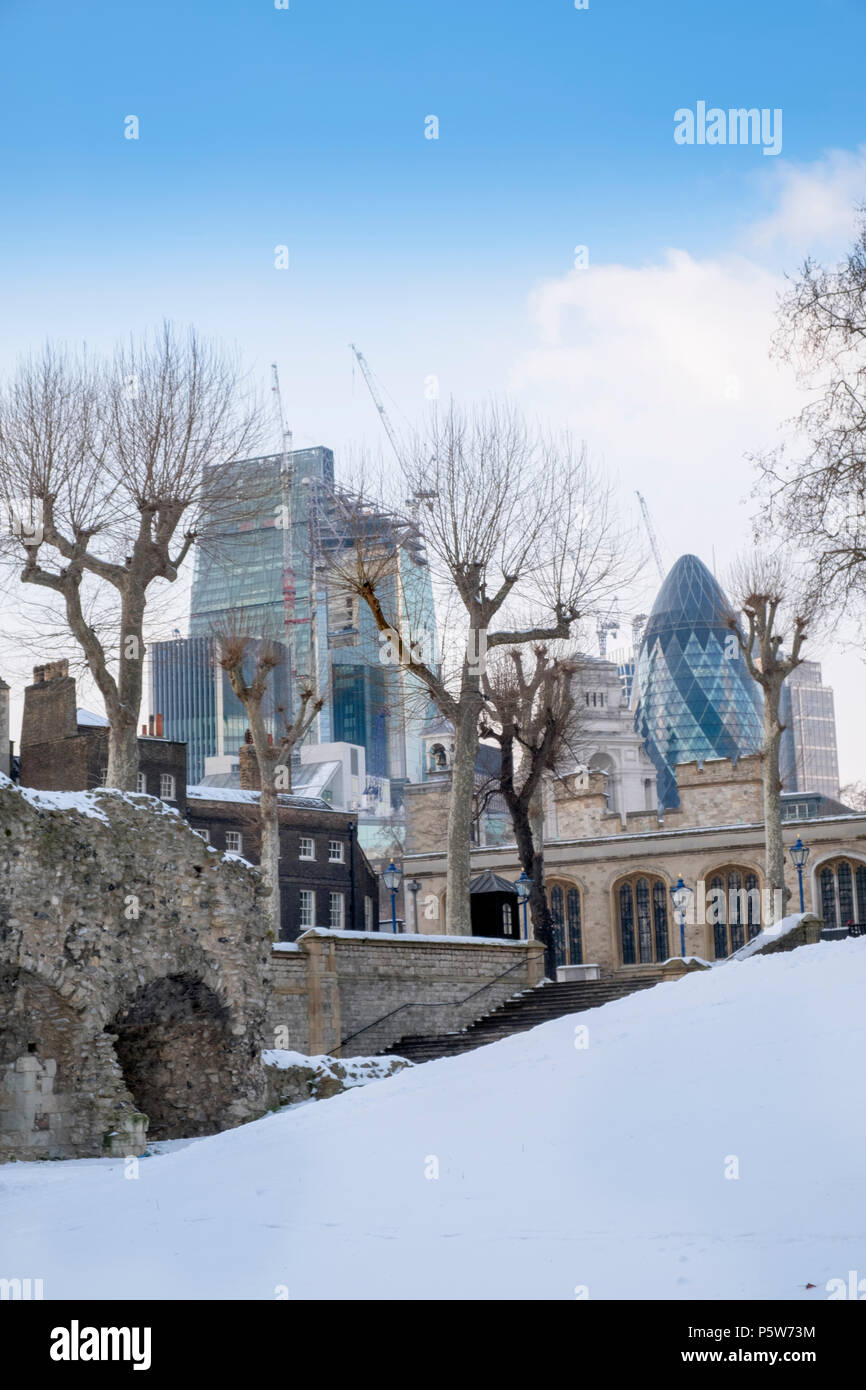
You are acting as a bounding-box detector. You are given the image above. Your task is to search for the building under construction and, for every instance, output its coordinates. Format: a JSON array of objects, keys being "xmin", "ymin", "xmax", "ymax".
[{"xmin": 151, "ymin": 446, "xmax": 438, "ymax": 805}]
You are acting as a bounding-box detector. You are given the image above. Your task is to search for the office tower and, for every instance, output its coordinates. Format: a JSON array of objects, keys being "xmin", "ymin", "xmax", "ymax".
[
  {"xmin": 780, "ymin": 660, "xmax": 840, "ymax": 799},
  {"xmin": 634, "ymin": 554, "xmax": 763, "ymax": 810},
  {"xmin": 153, "ymin": 447, "xmax": 437, "ymax": 797}
]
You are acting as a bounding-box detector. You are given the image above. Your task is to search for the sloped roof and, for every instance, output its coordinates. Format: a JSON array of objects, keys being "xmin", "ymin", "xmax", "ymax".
[
  {"xmin": 470, "ymin": 870, "xmax": 518, "ymax": 895},
  {"xmin": 77, "ymin": 707, "xmax": 109, "ymax": 727}
]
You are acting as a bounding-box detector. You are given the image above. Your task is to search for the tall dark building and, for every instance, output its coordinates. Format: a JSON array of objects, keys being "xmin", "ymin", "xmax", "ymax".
[
  {"xmin": 634, "ymin": 554, "xmax": 763, "ymax": 810},
  {"xmin": 779, "ymin": 660, "xmax": 840, "ymax": 799}
]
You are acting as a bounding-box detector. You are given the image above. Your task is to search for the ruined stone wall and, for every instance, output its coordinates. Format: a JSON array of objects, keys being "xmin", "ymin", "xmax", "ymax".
[{"xmin": 0, "ymin": 778, "xmax": 273, "ymax": 1160}]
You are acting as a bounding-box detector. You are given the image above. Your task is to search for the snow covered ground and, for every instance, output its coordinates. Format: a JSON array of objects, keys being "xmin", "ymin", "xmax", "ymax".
[{"xmin": 1, "ymin": 937, "xmax": 864, "ymax": 1300}]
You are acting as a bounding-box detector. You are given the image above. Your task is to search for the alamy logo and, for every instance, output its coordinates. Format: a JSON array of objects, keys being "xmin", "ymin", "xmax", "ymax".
[
  {"xmin": 49, "ymin": 1320, "xmax": 152, "ymax": 1371},
  {"xmin": 674, "ymin": 102, "xmax": 782, "ymax": 156},
  {"xmin": 0, "ymin": 1277, "xmax": 43, "ymax": 1300}
]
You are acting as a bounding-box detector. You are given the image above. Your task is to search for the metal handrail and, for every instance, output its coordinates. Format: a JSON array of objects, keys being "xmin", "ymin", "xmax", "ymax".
[{"xmin": 337, "ymin": 954, "xmax": 537, "ymax": 1052}]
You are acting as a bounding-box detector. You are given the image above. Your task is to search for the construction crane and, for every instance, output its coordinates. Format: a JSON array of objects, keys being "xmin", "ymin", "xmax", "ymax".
[
  {"xmin": 270, "ymin": 364, "xmax": 298, "ymax": 638},
  {"xmin": 349, "ymin": 342, "xmax": 403, "ymax": 466},
  {"xmin": 635, "ymin": 491, "xmax": 666, "ymax": 582},
  {"xmin": 595, "ymin": 603, "xmax": 621, "ymax": 660}
]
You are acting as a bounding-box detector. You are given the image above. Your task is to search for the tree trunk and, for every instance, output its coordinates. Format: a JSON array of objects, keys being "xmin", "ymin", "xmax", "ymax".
[
  {"xmin": 259, "ymin": 781, "xmax": 282, "ymax": 938},
  {"xmin": 762, "ymin": 682, "xmax": 788, "ymax": 922},
  {"xmin": 106, "ymin": 721, "xmax": 141, "ymax": 792},
  {"xmin": 445, "ymin": 694, "xmax": 481, "ymax": 935},
  {"xmin": 245, "ymin": 702, "xmax": 282, "ymax": 938},
  {"xmin": 510, "ymin": 796, "xmax": 556, "ymax": 977}
]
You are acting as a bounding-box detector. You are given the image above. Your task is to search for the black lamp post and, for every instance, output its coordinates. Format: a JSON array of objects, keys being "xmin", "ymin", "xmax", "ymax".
[
  {"xmin": 789, "ymin": 837, "xmax": 810, "ymax": 913},
  {"xmin": 383, "ymin": 861, "xmax": 402, "ymax": 934},
  {"xmin": 670, "ymin": 875, "xmax": 693, "ymax": 959},
  {"xmin": 406, "ymin": 878, "xmax": 422, "ymax": 933},
  {"xmin": 515, "ymin": 870, "xmax": 531, "ymax": 940}
]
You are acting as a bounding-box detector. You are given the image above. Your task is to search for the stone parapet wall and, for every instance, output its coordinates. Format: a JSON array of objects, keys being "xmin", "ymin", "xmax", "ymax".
[{"xmin": 268, "ymin": 931, "xmax": 546, "ymax": 1057}]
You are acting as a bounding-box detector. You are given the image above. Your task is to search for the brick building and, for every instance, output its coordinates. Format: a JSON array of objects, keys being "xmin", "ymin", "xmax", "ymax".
[
  {"xmin": 185, "ymin": 787, "xmax": 379, "ymax": 940},
  {"xmin": 11, "ymin": 661, "xmax": 380, "ymax": 942},
  {"xmin": 18, "ymin": 661, "xmax": 187, "ymax": 812}
]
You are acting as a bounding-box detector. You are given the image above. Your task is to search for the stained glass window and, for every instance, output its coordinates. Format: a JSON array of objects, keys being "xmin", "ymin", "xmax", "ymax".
[
  {"xmin": 550, "ymin": 885, "xmax": 566, "ymax": 968},
  {"xmin": 652, "ymin": 881, "xmax": 669, "ymax": 960},
  {"xmin": 566, "ymin": 888, "xmax": 582, "ymax": 965},
  {"xmin": 620, "ymin": 883, "xmax": 636, "ymax": 965}
]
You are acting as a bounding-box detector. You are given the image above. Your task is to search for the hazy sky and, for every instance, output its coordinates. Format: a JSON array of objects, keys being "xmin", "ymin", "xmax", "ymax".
[{"xmin": 1, "ymin": 0, "xmax": 865, "ymax": 780}]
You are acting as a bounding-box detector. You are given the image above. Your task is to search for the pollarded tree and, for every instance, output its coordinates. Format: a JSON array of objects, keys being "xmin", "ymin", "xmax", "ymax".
[
  {"xmin": 323, "ymin": 402, "xmax": 632, "ymax": 936},
  {"xmin": 0, "ymin": 324, "xmax": 263, "ymax": 789},
  {"xmin": 216, "ymin": 623, "xmax": 323, "ymax": 938},
  {"xmin": 478, "ymin": 644, "xmax": 584, "ymax": 975},
  {"xmin": 727, "ymin": 553, "xmax": 816, "ymax": 918}
]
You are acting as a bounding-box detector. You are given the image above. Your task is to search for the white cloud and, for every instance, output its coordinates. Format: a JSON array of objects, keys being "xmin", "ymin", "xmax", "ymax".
[
  {"xmin": 509, "ymin": 148, "xmax": 866, "ymax": 780},
  {"xmin": 748, "ymin": 146, "xmax": 866, "ymax": 253}
]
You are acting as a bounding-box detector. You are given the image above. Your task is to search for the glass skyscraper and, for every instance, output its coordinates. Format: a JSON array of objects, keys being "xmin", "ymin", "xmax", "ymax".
[
  {"xmin": 779, "ymin": 660, "xmax": 840, "ymax": 798},
  {"xmin": 152, "ymin": 446, "xmax": 437, "ymax": 794},
  {"xmin": 634, "ymin": 554, "xmax": 763, "ymax": 810}
]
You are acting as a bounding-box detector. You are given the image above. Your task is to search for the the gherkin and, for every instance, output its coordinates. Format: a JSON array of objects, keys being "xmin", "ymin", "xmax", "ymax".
[{"xmin": 634, "ymin": 554, "xmax": 763, "ymax": 810}]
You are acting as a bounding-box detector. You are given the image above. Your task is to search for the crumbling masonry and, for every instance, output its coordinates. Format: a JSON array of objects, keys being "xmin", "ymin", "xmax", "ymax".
[{"xmin": 0, "ymin": 777, "xmax": 273, "ymax": 1160}]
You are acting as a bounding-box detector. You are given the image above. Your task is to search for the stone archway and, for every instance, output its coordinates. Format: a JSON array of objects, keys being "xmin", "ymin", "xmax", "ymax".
[
  {"xmin": 0, "ymin": 967, "xmax": 141, "ymax": 1160},
  {"xmin": 108, "ymin": 975, "xmax": 235, "ymax": 1140}
]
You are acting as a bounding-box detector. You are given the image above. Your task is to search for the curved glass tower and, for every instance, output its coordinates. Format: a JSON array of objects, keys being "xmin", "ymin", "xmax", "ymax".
[{"xmin": 634, "ymin": 554, "xmax": 763, "ymax": 809}]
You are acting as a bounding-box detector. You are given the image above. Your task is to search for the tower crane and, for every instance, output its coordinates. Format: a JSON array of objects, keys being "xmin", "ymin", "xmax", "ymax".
[
  {"xmin": 635, "ymin": 491, "xmax": 666, "ymax": 582},
  {"xmin": 349, "ymin": 342, "xmax": 403, "ymax": 466},
  {"xmin": 270, "ymin": 364, "xmax": 298, "ymax": 638}
]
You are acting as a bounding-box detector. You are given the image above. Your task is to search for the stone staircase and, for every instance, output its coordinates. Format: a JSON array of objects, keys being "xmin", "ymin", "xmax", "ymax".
[{"xmin": 381, "ymin": 972, "xmax": 662, "ymax": 1064}]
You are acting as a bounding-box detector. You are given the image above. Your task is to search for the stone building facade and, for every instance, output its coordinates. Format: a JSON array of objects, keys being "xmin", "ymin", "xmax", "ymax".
[
  {"xmin": 0, "ymin": 777, "xmax": 273, "ymax": 1161},
  {"xmin": 403, "ymin": 754, "xmax": 866, "ymax": 972}
]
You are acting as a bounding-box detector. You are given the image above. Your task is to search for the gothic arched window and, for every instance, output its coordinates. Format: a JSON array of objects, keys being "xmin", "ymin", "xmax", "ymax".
[{"xmin": 615, "ymin": 874, "xmax": 669, "ymax": 966}]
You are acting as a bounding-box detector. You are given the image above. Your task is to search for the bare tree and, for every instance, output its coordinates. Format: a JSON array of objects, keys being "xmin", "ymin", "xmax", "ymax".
[
  {"xmin": 216, "ymin": 624, "xmax": 323, "ymax": 937},
  {"xmin": 727, "ymin": 553, "xmax": 815, "ymax": 917},
  {"xmin": 323, "ymin": 402, "xmax": 632, "ymax": 936},
  {"xmin": 758, "ymin": 210, "xmax": 866, "ymax": 618},
  {"xmin": 479, "ymin": 645, "xmax": 583, "ymax": 975},
  {"xmin": 0, "ymin": 324, "xmax": 263, "ymax": 789},
  {"xmin": 840, "ymin": 780, "xmax": 866, "ymax": 813}
]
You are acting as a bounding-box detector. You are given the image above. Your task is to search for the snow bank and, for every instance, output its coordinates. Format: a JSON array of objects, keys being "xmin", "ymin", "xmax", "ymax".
[{"xmin": 2, "ymin": 937, "xmax": 864, "ymax": 1300}]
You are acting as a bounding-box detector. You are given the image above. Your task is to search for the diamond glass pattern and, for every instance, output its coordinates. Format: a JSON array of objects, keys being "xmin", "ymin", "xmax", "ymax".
[{"xmin": 634, "ymin": 554, "xmax": 763, "ymax": 809}]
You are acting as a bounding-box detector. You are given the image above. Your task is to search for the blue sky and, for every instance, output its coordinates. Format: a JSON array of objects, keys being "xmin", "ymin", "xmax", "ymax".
[{"xmin": 2, "ymin": 0, "xmax": 866, "ymax": 776}]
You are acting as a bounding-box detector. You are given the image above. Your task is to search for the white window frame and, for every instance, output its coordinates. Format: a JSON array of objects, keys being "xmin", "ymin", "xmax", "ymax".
[
  {"xmin": 193, "ymin": 828, "xmax": 209, "ymax": 843},
  {"xmin": 364, "ymin": 895, "xmax": 373, "ymax": 931},
  {"xmin": 136, "ymin": 772, "xmax": 147, "ymax": 794},
  {"xmin": 299, "ymin": 836, "xmax": 316, "ymax": 861},
  {"xmin": 159, "ymin": 773, "xmax": 176, "ymax": 801},
  {"xmin": 299, "ymin": 889, "xmax": 316, "ymax": 929},
  {"xmin": 329, "ymin": 892, "xmax": 344, "ymax": 929},
  {"xmin": 225, "ymin": 830, "xmax": 243, "ymax": 855},
  {"xmin": 328, "ymin": 839, "xmax": 344, "ymax": 863}
]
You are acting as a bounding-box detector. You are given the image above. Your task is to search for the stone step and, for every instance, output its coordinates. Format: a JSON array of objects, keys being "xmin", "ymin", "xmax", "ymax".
[{"xmin": 383, "ymin": 975, "xmax": 661, "ymax": 1063}]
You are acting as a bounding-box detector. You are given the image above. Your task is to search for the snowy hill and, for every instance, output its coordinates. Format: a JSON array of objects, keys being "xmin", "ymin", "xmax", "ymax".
[{"xmin": 2, "ymin": 937, "xmax": 864, "ymax": 1300}]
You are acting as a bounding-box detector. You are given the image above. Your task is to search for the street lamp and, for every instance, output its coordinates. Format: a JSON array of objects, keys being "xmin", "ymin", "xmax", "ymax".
[
  {"xmin": 383, "ymin": 861, "xmax": 402, "ymax": 935},
  {"xmin": 670, "ymin": 875, "xmax": 693, "ymax": 959},
  {"xmin": 789, "ymin": 837, "xmax": 810, "ymax": 913},
  {"xmin": 515, "ymin": 870, "xmax": 531, "ymax": 940},
  {"xmin": 406, "ymin": 878, "xmax": 422, "ymax": 934}
]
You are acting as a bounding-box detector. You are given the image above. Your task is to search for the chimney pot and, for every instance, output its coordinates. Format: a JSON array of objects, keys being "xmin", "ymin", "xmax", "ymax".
[{"xmin": 156, "ymin": 713, "xmax": 164, "ymax": 738}]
